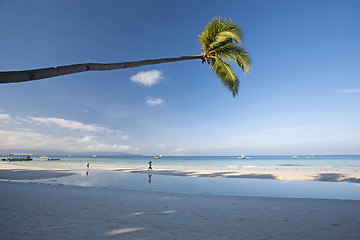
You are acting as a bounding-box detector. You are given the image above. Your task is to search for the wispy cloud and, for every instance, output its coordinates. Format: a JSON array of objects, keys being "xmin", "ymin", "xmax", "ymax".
[
  {"xmin": 262, "ymin": 126, "xmax": 316, "ymax": 133},
  {"xmin": 158, "ymin": 143, "xmax": 168, "ymax": 148},
  {"xmin": 27, "ymin": 117, "xmax": 111, "ymax": 133},
  {"xmin": 0, "ymin": 113, "xmax": 12, "ymax": 123},
  {"xmin": 130, "ymin": 69, "xmax": 163, "ymax": 86},
  {"xmin": 172, "ymin": 147, "xmax": 187, "ymax": 153},
  {"xmin": 262, "ymin": 123, "xmax": 333, "ymax": 133},
  {"xmin": 335, "ymin": 89, "xmax": 360, "ymax": 94},
  {"xmin": 146, "ymin": 96, "xmax": 164, "ymax": 106},
  {"xmin": 0, "ymin": 112, "xmax": 132, "ymax": 153},
  {"xmin": 0, "ymin": 129, "xmax": 132, "ymax": 152}
]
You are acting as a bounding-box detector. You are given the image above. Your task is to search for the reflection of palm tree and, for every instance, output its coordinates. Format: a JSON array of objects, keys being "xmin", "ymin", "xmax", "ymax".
[{"xmin": 0, "ymin": 18, "xmax": 250, "ymax": 97}]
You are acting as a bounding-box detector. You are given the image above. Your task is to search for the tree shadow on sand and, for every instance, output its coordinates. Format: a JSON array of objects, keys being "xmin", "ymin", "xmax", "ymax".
[
  {"xmin": 314, "ymin": 173, "xmax": 360, "ymax": 183},
  {"xmin": 229, "ymin": 174, "xmax": 277, "ymax": 180},
  {"xmin": 119, "ymin": 169, "xmax": 277, "ymax": 180}
]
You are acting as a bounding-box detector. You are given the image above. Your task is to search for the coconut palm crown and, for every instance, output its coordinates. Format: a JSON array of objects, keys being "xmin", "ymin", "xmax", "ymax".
[
  {"xmin": 0, "ymin": 17, "xmax": 250, "ymax": 97},
  {"xmin": 199, "ymin": 17, "xmax": 250, "ymax": 97}
]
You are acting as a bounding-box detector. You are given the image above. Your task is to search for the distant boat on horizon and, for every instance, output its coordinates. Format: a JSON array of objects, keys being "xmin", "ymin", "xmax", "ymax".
[
  {"xmin": 236, "ymin": 154, "xmax": 247, "ymax": 159},
  {"xmin": 3, "ymin": 155, "xmax": 33, "ymax": 161},
  {"xmin": 154, "ymin": 155, "xmax": 162, "ymax": 159}
]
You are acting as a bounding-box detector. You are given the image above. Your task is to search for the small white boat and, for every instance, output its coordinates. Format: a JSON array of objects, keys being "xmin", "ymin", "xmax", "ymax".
[{"xmin": 237, "ymin": 154, "xmax": 246, "ymax": 159}]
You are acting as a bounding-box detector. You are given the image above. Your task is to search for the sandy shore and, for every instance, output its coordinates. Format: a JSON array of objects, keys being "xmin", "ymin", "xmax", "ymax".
[
  {"xmin": 129, "ymin": 166, "xmax": 360, "ymax": 183},
  {"xmin": 1, "ymin": 163, "xmax": 360, "ymax": 239},
  {"xmin": 1, "ymin": 180, "xmax": 360, "ymax": 240},
  {"xmin": 2, "ymin": 161, "xmax": 360, "ymax": 182}
]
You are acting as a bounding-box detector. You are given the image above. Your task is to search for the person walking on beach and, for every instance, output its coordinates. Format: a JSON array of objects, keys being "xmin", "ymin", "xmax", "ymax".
[
  {"xmin": 148, "ymin": 161, "xmax": 152, "ymax": 171},
  {"xmin": 86, "ymin": 163, "xmax": 90, "ymax": 176}
]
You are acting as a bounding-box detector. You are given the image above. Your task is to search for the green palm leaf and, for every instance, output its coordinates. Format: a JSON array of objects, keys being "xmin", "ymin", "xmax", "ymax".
[
  {"xmin": 209, "ymin": 30, "xmax": 242, "ymax": 51},
  {"xmin": 199, "ymin": 17, "xmax": 250, "ymax": 97},
  {"xmin": 199, "ymin": 18, "xmax": 242, "ymax": 50},
  {"xmin": 212, "ymin": 44, "xmax": 250, "ymax": 73},
  {"xmin": 212, "ymin": 58, "xmax": 239, "ymax": 97}
]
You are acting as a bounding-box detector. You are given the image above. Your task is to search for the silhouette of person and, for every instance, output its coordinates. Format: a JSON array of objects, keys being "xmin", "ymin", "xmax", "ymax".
[{"xmin": 148, "ymin": 161, "xmax": 152, "ymax": 171}]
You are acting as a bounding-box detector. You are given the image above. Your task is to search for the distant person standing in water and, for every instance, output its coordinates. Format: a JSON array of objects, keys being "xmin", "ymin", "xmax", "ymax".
[
  {"xmin": 148, "ymin": 161, "xmax": 152, "ymax": 171},
  {"xmin": 87, "ymin": 163, "xmax": 89, "ymax": 169}
]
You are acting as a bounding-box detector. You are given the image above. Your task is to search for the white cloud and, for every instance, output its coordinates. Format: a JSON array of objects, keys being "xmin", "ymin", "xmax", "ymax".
[
  {"xmin": 130, "ymin": 70, "xmax": 163, "ymax": 86},
  {"xmin": 27, "ymin": 117, "xmax": 110, "ymax": 133},
  {"xmin": 262, "ymin": 125, "xmax": 317, "ymax": 133},
  {"xmin": 146, "ymin": 97, "xmax": 164, "ymax": 106},
  {"xmin": 120, "ymin": 135, "xmax": 130, "ymax": 140},
  {"xmin": 0, "ymin": 129, "xmax": 69, "ymax": 151},
  {"xmin": 87, "ymin": 144, "xmax": 132, "ymax": 152},
  {"xmin": 158, "ymin": 143, "xmax": 167, "ymax": 148},
  {"xmin": 172, "ymin": 147, "xmax": 187, "ymax": 153},
  {"xmin": 78, "ymin": 135, "xmax": 97, "ymax": 143},
  {"xmin": 0, "ymin": 129, "xmax": 132, "ymax": 153},
  {"xmin": 262, "ymin": 123, "xmax": 333, "ymax": 133},
  {"xmin": 0, "ymin": 113, "xmax": 12, "ymax": 123},
  {"xmin": 335, "ymin": 89, "xmax": 360, "ymax": 94},
  {"xmin": 0, "ymin": 112, "xmax": 132, "ymax": 153}
]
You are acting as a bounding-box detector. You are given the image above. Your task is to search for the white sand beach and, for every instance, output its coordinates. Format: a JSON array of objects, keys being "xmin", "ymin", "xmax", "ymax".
[
  {"xmin": 1, "ymin": 163, "xmax": 360, "ymax": 239},
  {"xmin": 2, "ymin": 161, "xmax": 360, "ymax": 182}
]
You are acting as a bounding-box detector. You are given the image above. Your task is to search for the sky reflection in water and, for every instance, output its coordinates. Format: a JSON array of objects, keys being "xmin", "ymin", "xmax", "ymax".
[{"xmin": 43, "ymin": 170, "xmax": 360, "ymax": 200}]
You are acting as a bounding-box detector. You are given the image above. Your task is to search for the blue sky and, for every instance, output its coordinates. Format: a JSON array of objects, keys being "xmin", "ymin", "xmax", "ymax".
[{"xmin": 0, "ymin": 0, "xmax": 359, "ymax": 156}]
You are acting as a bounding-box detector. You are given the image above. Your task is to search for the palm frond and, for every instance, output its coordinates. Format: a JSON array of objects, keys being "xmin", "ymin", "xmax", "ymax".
[
  {"xmin": 217, "ymin": 30, "xmax": 242, "ymax": 44},
  {"xmin": 199, "ymin": 17, "xmax": 242, "ymax": 51},
  {"xmin": 209, "ymin": 30, "xmax": 242, "ymax": 51},
  {"xmin": 212, "ymin": 58, "xmax": 239, "ymax": 97},
  {"xmin": 211, "ymin": 44, "xmax": 250, "ymax": 73},
  {"xmin": 198, "ymin": 17, "xmax": 250, "ymax": 97}
]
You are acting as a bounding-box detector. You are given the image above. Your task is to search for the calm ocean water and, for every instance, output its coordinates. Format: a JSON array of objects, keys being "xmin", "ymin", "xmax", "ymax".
[
  {"xmin": 4, "ymin": 155, "xmax": 360, "ymax": 200},
  {"xmin": 28, "ymin": 155, "xmax": 360, "ymax": 169}
]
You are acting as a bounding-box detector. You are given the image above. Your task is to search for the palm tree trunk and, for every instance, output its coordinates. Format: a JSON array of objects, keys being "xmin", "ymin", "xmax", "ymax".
[{"xmin": 0, "ymin": 55, "xmax": 202, "ymax": 84}]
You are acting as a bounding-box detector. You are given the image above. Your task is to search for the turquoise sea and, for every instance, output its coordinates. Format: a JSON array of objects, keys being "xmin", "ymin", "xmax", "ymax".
[{"xmin": 31, "ymin": 155, "xmax": 360, "ymax": 169}]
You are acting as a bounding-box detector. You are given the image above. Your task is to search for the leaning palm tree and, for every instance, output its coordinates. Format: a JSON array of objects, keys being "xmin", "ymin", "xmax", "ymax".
[
  {"xmin": 198, "ymin": 17, "xmax": 250, "ymax": 96},
  {"xmin": 0, "ymin": 17, "xmax": 250, "ymax": 97}
]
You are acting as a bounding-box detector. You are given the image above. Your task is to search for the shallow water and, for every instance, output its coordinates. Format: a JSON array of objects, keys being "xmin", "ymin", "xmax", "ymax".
[
  {"xmin": 7, "ymin": 155, "xmax": 360, "ymax": 170},
  {"xmin": 37, "ymin": 170, "xmax": 360, "ymax": 200}
]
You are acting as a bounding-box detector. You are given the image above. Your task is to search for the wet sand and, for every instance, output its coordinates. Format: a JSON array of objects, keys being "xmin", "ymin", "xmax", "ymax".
[
  {"xmin": 2, "ymin": 161, "xmax": 360, "ymax": 183},
  {"xmin": 1, "ymin": 163, "xmax": 360, "ymax": 239},
  {"xmin": 0, "ymin": 169, "xmax": 74, "ymax": 180}
]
